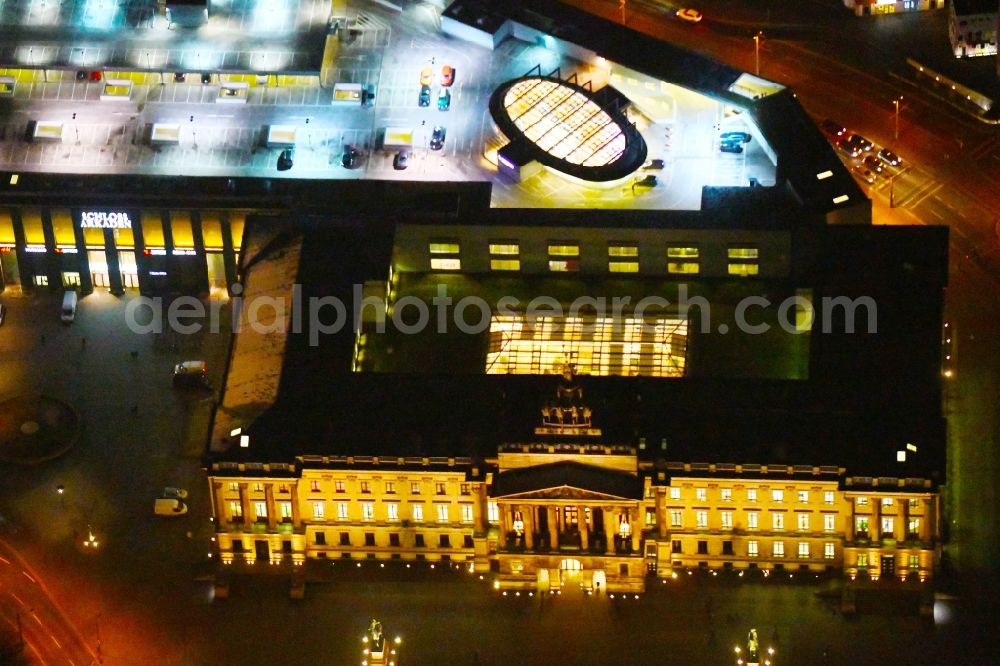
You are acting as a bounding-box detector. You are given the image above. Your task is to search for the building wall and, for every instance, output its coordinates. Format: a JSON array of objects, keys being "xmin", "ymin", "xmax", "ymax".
[
  {"xmin": 949, "ymin": 4, "xmax": 1000, "ymax": 58},
  {"xmin": 843, "ymin": 0, "xmax": 944, "ymax": 17}
]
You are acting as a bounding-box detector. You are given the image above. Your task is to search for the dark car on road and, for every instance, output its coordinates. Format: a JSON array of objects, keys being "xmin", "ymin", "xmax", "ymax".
[
  {"xmin": 393, "ymin": 150, "xmax": 409, "ymax": 170},
  {"xmin": 342, "ymin": 145, "xmax": 362, "ymax": 169},
  {"xmin": 878, "ymin": 148, "xmax": 902, "ymax": 167},
  {"xmin": 820, "ymin": 119, "xmax": 847, "ymax": 137},
  {"xmin": 719, "ymin": 141, "xmax": 744, "ymax": 154},
  {"xmin": 276, "ymin": 148, "xmax": 294, "ymax": 171},
  {"xmin": 430, "ymin": 126, "xmax": 446, "ymax": 151},
  {"xmin": 642, "ymin": 159, "xmax": 665, "ymax": 170},
  {"xmin": 418, "ymin": 85, "xmax": 431, "ymax": 107}
]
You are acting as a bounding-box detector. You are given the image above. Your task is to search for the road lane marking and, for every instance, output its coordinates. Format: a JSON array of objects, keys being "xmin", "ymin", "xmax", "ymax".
[
  {"xmin": 928, "ymin": 208, "xmax": 944, "ymax": 220},
  {"xmin": 49, "ymin": 633, "xmax": 61, "ymax": 648},
  {"xmin": 21, "ymin": 570, "xmax": 37, "ymax": 583},
  {"xmin": 11, "ymin": 592, "xmax": 25, "ymax": 606},
  {"xmin": 32, "ymin": 612, "xmax": 42, "ymax": 626},
  {"xmin": 0, "ymin": 556, "xmax": 10, "ymax": 564}
]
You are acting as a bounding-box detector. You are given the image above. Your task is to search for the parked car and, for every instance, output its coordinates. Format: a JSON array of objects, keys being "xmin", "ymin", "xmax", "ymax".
[
  {"xmin": 154, "ymin": 498, "xmax": 188, "ymax": 516},
  {"xmin": 719, "ymin": 141, "xmax": 744, "ymax": 154},
  {"xmin": 853, "ymin": 164, "xmax": 876, "ymax": 184},
  {"xmin": 172, "ymin": 360, "xmax": 207, "ymax": 387},
  {"xmin": 418, "ymin": 85, "xmax": 431, "ymax": 107},
  {"xmin": 162, "ymin": 487, "xmax": 188, "ymax": 499},
  {"xmin": 820, "ymin": 119, "xmax": 847, "ymax": 137},
  {"xmin": 634, "ymin": 174, "xmax": 657, "ymax": 187},
  {"xmin": 642, "ymin": 159, "xmax": 665, "ymax": 170},
  {"xmin": 845, "ymin": 133, "xmax": 873, "ymax": 153},
  {"xmin": 438, "ymin": 88, "xmax": 451, "ymax": 111},
  {"xmin": 60, "ymin": 290, "xmax": 78, "ymax": 324},
  {"xmin": 676, "ymin": 8, "xmax": 703, "ymax": 22},
  {"xmin": 276, "ymin": 148, "xmax": 294, "ymax": 171},
  {"xmin": 429, "ymin": 126, "xmax": 446, "ymax": 151},
  {"xmin": 878, "ymin": 148, "xmax": 902, "ymax": 167},
  {"xmin": 419, "ymin": 66, "xmax": 433, "ymax": 86},
  {"xmin": 862, "ymin": 154, "xmax": 885, "ymax": 176},
  {"xmin": 441, "ymin": 65, "xmax": 455, "ymax": 87},
  {"xmin": 342, "ymin": 145, "xmax": 362, "ymax": 169},
  {"xmin": 393, "ymin": 150, "xmax": 409, "ymax": 170},
  {"xmin": 720, "ymin": 131, "xmax": 751, "ymax": 143},
  {"xmin": 836, "ymin": 137, "xmax": 862, "ymax": 158}
]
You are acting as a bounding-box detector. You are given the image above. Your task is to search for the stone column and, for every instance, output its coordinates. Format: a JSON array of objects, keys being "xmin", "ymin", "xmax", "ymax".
[
  {"xmin": 524, "ymin": 506, "xmax": 534, "ymax": 550},
  {"xmin": 548, "ymin": 506, "xmax": 559, "ymax": 551},
  {"xmin": 477, "ymin": 485, "xmax": 489, "ymax": 533},
  {"xmin": 265, "ymin": 484, "xmax": 277, "ymax": 529},
  {"xmin": 630, "ymin": 506, "xmax": 641, "ymax": 554},
  {"xmin": 873, "ymin": 499, "xmax": 881, "ymax": 540},
  {"xmin": 657, "ymin": 490, "xmax": 668, "ymax": 539},
  {"xmin": 290, "ymin": 483, "xmax": 300, "ymax": 526},
  {"xmin": 579, "ymin": 505, "xmax": 589, "ymax": 551},
  {"xmin": 604, "ymin": 507, "xmax": 616, "ymax": 554},
  {"xmin": 499, "ymin": 502, "xmax": 509, "ymax": 539},
  {"xmin": 902, "ymin": 498, "xmax": 910, "ymax": 540},
  {"xmin": 849, "ymin": 497, "xmax": 856, "ymax": 540},
  {"xmin": 924, "ymin": 498, "xmax": 935, "ymax": 542},
  {"xmin": 212, "ymin": 481, "xmax": 227, "ymax": 524},
  {"xmin": 238, "ymin": 483, "xmax": 251, "ymax": 526}
]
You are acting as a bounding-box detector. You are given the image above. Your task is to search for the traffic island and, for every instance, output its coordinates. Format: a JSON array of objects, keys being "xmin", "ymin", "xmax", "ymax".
[{"xmin": 0, "ymin": 395, "xmax": 80, "ymax": 465}]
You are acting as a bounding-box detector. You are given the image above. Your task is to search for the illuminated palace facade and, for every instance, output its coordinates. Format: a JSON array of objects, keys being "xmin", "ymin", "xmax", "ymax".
[{"xmin": 205, "ymin": 188, "xmax": 948, "ymax": 594}]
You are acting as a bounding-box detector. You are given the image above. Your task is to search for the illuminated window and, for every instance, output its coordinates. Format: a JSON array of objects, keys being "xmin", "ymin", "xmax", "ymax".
[
  {"xmin": 228, "ymin": 482, "xmax": 238, "ymax": 492},
  {"xmin": 747, "ymin": 489, "xmax": 757, "ymax": 502},
  {"xmin": 824, "ymin": 514, "xmax": 835, "ymax": 532},
  {"xmin": 797, "ymin": 513, "xmax": 809, "ymax": 531},
  {"xmin": 798, "ymin": 542, "xmax": 810, "ymax": 558},
  {"xmin": 435, "ymin": 482, "xmax": 446, "ymax": 495},
  {"xmin": 695, "ymin": 488, "xmax": 707, "ymax": 502},
  {"xmin": 310, "ymin": 480, "xmax": 321, "ymax": 492},
  {"xmin": 881, "ymin": 517, "xmax": 894, "ymax": 536},
  {"xmin": 548, "ymin": 259, "xmax": 578, "ymax": 272},
  {"xmin": 430, "ymin": 257, "xmax": 461, "ymax": 271},
  {"xmin": 824, "ymin": 491, "xmax": 835, "ymax": 505},
  {"xmin": 460, "ymin": 484, "xmax": 470, "ymax": 495},
  {"xmin": 908, "ymin": 498, "xmax": 920, "ymax": 508},
  {"xmin": 668, "ymin": 262, "xmax": 700, "ymax": 274},
  {"xmin": 411, "ymin": 482, "xmax": 420, "ymax": 495},
  {"xmin": 857, "ymin": 553, "xmax": 868, "ymax": 567},
  {"xmin": 772, "ymin": 489, "xmax": 784, "ymax": 503},
  {"xmin": 252, "ymin": 483, "xmax": 264, "ymax": 493},
  {"xmin": 798, "ymin": 490, "xmax": 809, "ymax": 503},
  {"xmin": 335, "ymin": 480, "xmax": 345, "ymax": 493},
  {"xmin": 727, "ymin": 247, "xmax": 759, "ymax": 259},
  {"xmin": 721, "ymin": 511, "xmax": 733, "ymax": 530},
  {"xmin": 279, "ymin": 502, "xmax": 292, "ymax": 520},
  {"xmin": 488, "ymin": 502, "xmax": 499, "ymax": 524},
  {"xmin": 747, "ymin": 512, "xmax": 758, "ymax": 530},
  {"xmin": 312, "ymin": 501, "xmax": 325, "ymax": 520},
  {"xmin": 669, "ymin": 510, "xmax": 682, "ymax": 527},
  {"xmin": 548, "ymin": 243, "xmax": 579, "ymax": 256},
  {"xmin": 669, "ymin": 487, "xmax": 681, "ymax": 500},
  {"xmin": 412, "ymin": 504, "xmax": 424, "ymax": 522},
  {"xmin": 668, "ymin": 246, "xmax": 699, "ymax": 258},
  {"xmin": 645, "ymin": 508, "xmax": 656, "ymax": 526},
  {"xmin": 748, "ymin": 540, "xmax": 759, "ymax": 557},
  {"xmin": 855, "ymin": 517, "xmax": 869, "ymax": 535},
  {"xmin": 337, "ymin": 502, "xmax": 349, "ymax": 521},
  {"xmin": 824, "ymin": 542, "xmax": 835, "ymax": 559},
  {"xmin": 491, "ymin": 259, "xmax": 521, "ymax": 271},
  {"xmin": 696, "ymin": 511, "xmax": 708, "ymax": 528},
  {"xmin": 728, "ymin": 263, "xmax": 759, "ymax": 277},
  {"xmin": 461, "ymin": 505, "xmax": 474, "ymax": 523},
  {"xmin": 436, "ymin": 504, "xmax": 449, "ymax": 523},
  {"xmin": 254, "ymin": 501, "xmax": 267, "ymax": 521},
  {"xmin": 429, "ymin": 241, "xmax": 460, "ymax": 254},
  {"xmin": 908, "ymin": 518, "xmax": 920, "ymax": 535},
  {"xmin": 609, "ymin": 261, "xmax": 639, "ymax": 273},
  {"xmin": 486, "ymin": 314, "xmax": 688, "ymax": 377},
  {"xmin": 908, "ymin": 554, "xmax": 919, "ymax": 568},
  {"xmin": 360, "ymin": 481, "xmax": 371, "ymax": 494},
  {"xmin": 773, "ymin": 541, "xmax": 785, "ymax": 558},
  {"xmin": 228, "ymin": 501, "xmax": 242, "ymax": 519},
  {"xmin": 721, "ymin": 488, "xmax": 732, "ymax": 502},
  {"xmin": 387, "ymin": 503, "xmax": 399, "ymax": 522},
  {"xmin": 882, "ymin": 498, "xmax": 893, "ymax": 507},
  {"xmin": 608, "ymin": 244, "xmax": 638, "ymax": 257},
  {"xmin": 489, "ymin": 242, "xmax": 519, "ymax": 255},
  {"xmin": 385, "ymin": 482, "xmax": 395, "ymax": 494},
  {"xmin": 362, "ymin": 502, "xmax": 374, "ymax": 521},
  {"xmin": 856, "ymin": 496, "xmax": 868, "ymax": 506},
  {"xmin": 772, "ymin": 513, "xmax": 784, "ymax": 530}
]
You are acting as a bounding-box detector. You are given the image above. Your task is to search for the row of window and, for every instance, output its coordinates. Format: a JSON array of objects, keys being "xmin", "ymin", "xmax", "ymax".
[
  {"xmin": 677, "ymin": 539, "xmax": 837, "ymax": 559},
  {"xmin": 855, "ymin": 553, "xmax": 923, "ymax": 569},
  {"xmin": 428, "ymin": 241, "xmax": 760, "ymax": 275},
  {"xmin": 670, "ymin": 509, "xmax": 838, "ymax": 532},
  {"xmin": 229, "ymin": 480, "xmax": 469, "ymax": 496},
  {"xmin": 670, "ymin": 487, "xmax": 922, "ymax": 508},
  {"xmin": 228, "ymin": 500, "xmax": 476, "ymax": 524},
  {"xmin": 312, "ymin": 531, "xmax": 475, "ymax": 549},
  {"xmin": 854, "ymin": 516, "xmax": 922, "ymax": 536}
]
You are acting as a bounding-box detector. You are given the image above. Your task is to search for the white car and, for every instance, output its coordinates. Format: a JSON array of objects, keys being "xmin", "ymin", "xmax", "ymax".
[
  {"xmin": 154, "ymin": 498, "xmax": 188, "ymax": 516},
  {"xmin": 163, "ymin": 487, "xmax": 188, "ymax": 499},
  {"xmin": 676, "ymin": 8, "xmax": 703, "ymax": 22}
]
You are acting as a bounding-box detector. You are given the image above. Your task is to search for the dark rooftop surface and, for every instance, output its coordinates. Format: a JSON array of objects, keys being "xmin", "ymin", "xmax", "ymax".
[
  {"xmin": 492, "ymin": 461, "xmax": 644, "ymax": 499},
  {"xmin": 951, "ymin": 0, "xmax": 998, "ymax": 14}
]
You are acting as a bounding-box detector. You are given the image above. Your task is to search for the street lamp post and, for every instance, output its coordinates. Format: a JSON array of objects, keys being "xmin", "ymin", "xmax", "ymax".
[
  {"xmin": 754, "ymin": 33, "xmax": 763, "ymax": 76},
  {"xmin": 893, "ymin": 96, "xmax": 903, "ymax": 141}
]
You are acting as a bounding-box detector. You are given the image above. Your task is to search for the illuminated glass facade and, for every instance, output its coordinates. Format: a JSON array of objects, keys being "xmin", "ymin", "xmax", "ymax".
[{"xmin": 485, "ymin": 314, "xmax": 688, "ymax": 377}]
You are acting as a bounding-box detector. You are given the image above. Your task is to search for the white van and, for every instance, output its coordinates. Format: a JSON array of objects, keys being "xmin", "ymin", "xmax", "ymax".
[
  {"xmin": 154, "ymin": 498, "xmax": 188, "ymax": 516},
  {"xmin": 60, "ymin": 290, "xmax": 78, "ymax": 324}
]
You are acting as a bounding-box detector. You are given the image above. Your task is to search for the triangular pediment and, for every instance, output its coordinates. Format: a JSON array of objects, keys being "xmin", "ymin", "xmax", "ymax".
[{"xmin": 496, "ymin": 484, "xmax": 632, "ymax": 501}]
